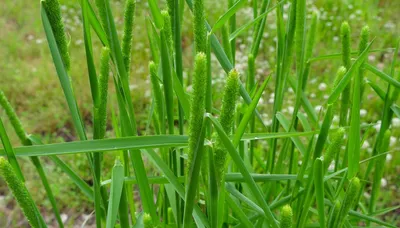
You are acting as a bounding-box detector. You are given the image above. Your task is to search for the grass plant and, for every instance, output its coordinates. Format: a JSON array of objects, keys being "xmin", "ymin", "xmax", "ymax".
[{"xmin": 0, "ymin": 0, "xmax": 399, "ymax": 227}]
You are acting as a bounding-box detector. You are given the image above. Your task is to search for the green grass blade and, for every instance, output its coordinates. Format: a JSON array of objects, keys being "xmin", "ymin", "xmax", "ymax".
[
  {"xmin": 144, "ymin": 149, "xmax": 209, "ymax": 227},
  {"xmin": 0, "ymin": 117, "xmax": 24, "ymax": 182},
  {"xmin": 366, "ymin": 79, "xmax": 386, "ymax": 100},
  {"xmin": 106, "ymin": 159, "xmax": 126, "ymax": 228},
  {"xmin": 49, "ymin": 155, "xmax": 94, "ymax": 200},
  {"xmin": 275, "ymin": 113, "xmax": 306, "ymax": 155},
  {"xmin": 327, "ymin": 40, "xmax": 374, "ymax": 105},
  {"xmin": 226, "ymin": 183, "xmax": 264, "ymax": 216},
  {"xmin": 365, "ymin": 63, "xmax": 400, "ymax": 89},
  {"xmin": 207, "ymin": 114, "xmax": 279, "ymax": 228},
  {"xmin": 147, "ymin": 0, "xmax": 163, "ymax": 28},
  {"xmin": 229, "ymin": 0, "xmax": 284, "ymax": 41},
  {"xmin": 210, "ymin": 0, "xmax": 246, "ymax": 34},
  {"xmin": 172, "ymin": 70, "xmax": 191, "ymax": 119},
  {"xmin": 225, "ymin": 194, "xmax": 254, "ymax": 227},
  {"xmin": 41, "ymin": 3, "xmax": 87, "ymax": 141},
  {"xmin": 183, "ymin": 119, "xmax": 207, "ymax": 227},
  {"xmin": 314, "ymin": 158, "xmax": 325, "ymax": 228},
  {"xmin": 160, "ymin": 30, "xmax": 175, "ymax": 134},
  {"xmin": 232, "ymin": 76, "xmax": 270, "ymax": 146},
  {"xmin": 347, "ymin": 54, "xmax": 362, "ymax": 178},
  {"xmin": 81, "ymin": 0, "xmax": 99, "ymax": 106},
  {"xmin": 0, "ymin": 135, "xmax": 188, "ymax": 157}
]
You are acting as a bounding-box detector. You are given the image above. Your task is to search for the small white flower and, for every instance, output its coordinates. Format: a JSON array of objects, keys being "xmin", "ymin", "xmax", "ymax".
[
  {"xmin": 362, "ymin": 140, "xmax": 370, "ymax": 149},
  {"xmin": 268, "ymin": 98, "xmax": 274, "ymax": 104},
  {"xmin": 328, "ymin": 161, "xmax": 335, "ymax": 172},
  {"xmin": 310, "ymin": 93, "xmax": 316, "ymax": 98},
  {"xmin": 374, "ymin": 121, "xmax": 381, "ymax": 132},
  {"xmin": 368, "ymin": 55, "xmax": 376, "ymax": 62},
  {"xmin": 315, "ymin": 105, "xmax": 322, "ymax": 113},
  {"xmin": 318, "ymin": 82, "xmax": 327, "ymax": 91},
  {"xmin": 386, "ymin": 154, "xmax": 392, "ymax": 162},
  {"xmin": 381, "ymin": 178, "xmax": 387, "ymax": 187},
  {"xmin": 392, "ymin": 118, "xmax": 400, "ymax": 127},
  {"xmin": 333, "ymin": 115, "xmax": 339, "ymax": 123},
  {"xmin": 360, "ymin": 109, "xmax": 367, "ymax": 118},
  {"xmin": 333, "ymin": 36, "xmax": 339, "ymax": 42},
  {"xmin": 390, "ymin": 136, "xmax": 396, "ymax": 146},
  {"xmin": 287, "ymin": 106, "xmax": 294, "ymax": 114}
]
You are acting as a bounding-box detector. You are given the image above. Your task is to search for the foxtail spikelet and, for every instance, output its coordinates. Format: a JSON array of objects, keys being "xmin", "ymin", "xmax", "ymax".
[
  {"xmin": 334, "ymin": 177, "xmax": 361, "ymax": 228},
  {"xmin": 95, "ymin": 47, "xmax": 110, "ymax": 139},
  {"xmin": 143, "ymin": 213, "xmax": 155, "ymax": 227},
  {"xmin": 161, "ymin": 10, "xmax": 174, "ymax": 54},
  {"xmin": 358, "ymin": 25, "xmax": 370, "ymax": 98},
  {"xmin": 193, "ymin": 0, "xmax": 206, "ymax": 53},
  {"xmin": 323, "ymin": 127, "xmax": 345, "ymax": 171},
  {"xmin": 187, "ymin": 53, "xmax": 207, "ymax": 174},
  {"xmin": 95, "ymin": 0, "xmax": 108, "ymax": 36},
  {"xmin": 0, "ymin": 158, "xmax": 44, "ymax": 228},
  {"xmin": 214, "ymin": 69, "xmax": 239, "ymax": 183},
  {"xmin": 0, "ymin": 91, "xmax": 29, "ymax": 144},
  {"xmin": 280, "ymin": 205, "xmax": 293, "ymax": 228},
  {"xmin": 43, "ymin": 0, "xmax": 70, "ymax": 71},
  {"xmin": 122, "ymin": 0, "xmax": 136, "ymax": 74}
]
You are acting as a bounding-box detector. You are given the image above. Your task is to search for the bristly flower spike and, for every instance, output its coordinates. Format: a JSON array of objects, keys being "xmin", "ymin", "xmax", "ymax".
[
  {"xmin": 187, "ymin": 53, "xmax": 207, "ymax": 174},
  {"xmin": 0, "ymin": 158, "xmax": 45, "ymax": 228},
  {"xmin": 122, "ymin": 0, "xmax": 136, "ymax": 75},
  {"xmin": 42, "ymin": 0, "xmax": 70, "ymax": 71},
  {"xmin": 193, "ymin": 0, "xmax": 206, "ymax": 53},
  {"xmin": 214, "ymin": 69, "xmax": 239, "ymax": 183},
  {"xmin": 280, "ymin": 205, "xmax": 293, "ymax": 228}
]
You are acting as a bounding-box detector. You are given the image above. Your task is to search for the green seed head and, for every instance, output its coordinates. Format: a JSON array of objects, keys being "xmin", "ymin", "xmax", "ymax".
[
  {"xmin": 193, "ymin": 0, "xmax": 206, "ymax": 53},
  {"xmin": 358, "ymin": 26, "xmax": 370, "ymax": 55},
  {"xmin": 0, "ymin": 91, "xmax": 29, "ymax": 145},
  {"xmin": 95, "ymin": 47, "xmax": 110, "ymax": 139},
  {"xmin": 143, "ymin": 213, "xmax": 154, "ymax": 227},
  {"xmin": 336, "ymin": 177, "xmax": 361, "ymax": 227},
  {"xmin": 280, "ymin": 205, "xmax": 293, "ymax": 228},
  {"xmin": 43, "ymin": 0, "xmax": 70, "ymax": 71},
  {"xmin": 161, "ymin": 10, "xmax": 173, "ymax": 54},
  {"xmin": 323, "ymin": 127, "xmax": 345, "ymax": 171},
  {"xmin": 340, "ymin": 21, "xmax": 352, "ymax": 69},
  {"xmin": 0, "ymin": 158, "xmax": 42, "ymax": 228},
  {"xmin": 187, "ymin": 53, "xmax": 207, "ymax": 174},
  {"xmin": 214, "ymin": 69, "xmax": 240, "ymax": 183},
  {"xmin": 122, "ymin": 0, "xmax": 136, "ymax": 74},
  {"xmin": 333, "ymin": 66, "xmax": 347, "ymax": 92}
]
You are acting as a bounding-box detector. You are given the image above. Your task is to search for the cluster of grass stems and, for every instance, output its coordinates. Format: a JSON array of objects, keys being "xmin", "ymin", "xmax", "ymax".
[{"xmin": 0, "ymin": 0, "xmax": 399, "ymax": 227}]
